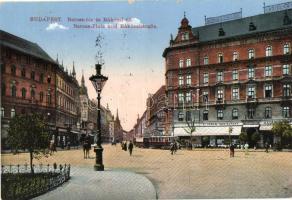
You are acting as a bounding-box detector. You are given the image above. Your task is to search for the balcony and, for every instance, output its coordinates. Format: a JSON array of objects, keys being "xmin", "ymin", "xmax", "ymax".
[
  {"xmin": 245, "ymin": 96, "xmax": 258, "ymax": 107},
  {"xmin": 281, "ymin": 95, "xmax": 292, "ymax": 106},
  {"xmin": 215, "ymin": 98, "xmax": 225, "ymax": 109}
]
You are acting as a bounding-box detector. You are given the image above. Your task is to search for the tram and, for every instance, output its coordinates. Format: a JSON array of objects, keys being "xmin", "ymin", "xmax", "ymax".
[{"xmin": 135, "ymin": 136, "xmax": 177, "ymax": 149}]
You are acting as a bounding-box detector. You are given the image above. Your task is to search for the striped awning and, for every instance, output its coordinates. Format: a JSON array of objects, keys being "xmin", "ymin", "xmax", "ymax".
[{"xmin": 174, "ymin": 126, "xmax": 242, "ymax": 137}]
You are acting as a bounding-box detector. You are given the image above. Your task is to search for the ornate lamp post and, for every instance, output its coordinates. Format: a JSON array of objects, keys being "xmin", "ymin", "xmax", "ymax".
[{"xmin": 89, "ymin": 63, "xmax": 108, "ymax": 171}]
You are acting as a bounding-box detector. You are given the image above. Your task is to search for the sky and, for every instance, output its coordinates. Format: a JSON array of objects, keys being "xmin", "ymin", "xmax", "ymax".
[{"xmin": 0, "ymin": 0, "xmax": 289, "ymax": 130}]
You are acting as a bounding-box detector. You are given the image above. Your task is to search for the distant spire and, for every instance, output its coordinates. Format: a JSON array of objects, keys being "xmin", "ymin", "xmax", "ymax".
[
  {"xmin": 81, "ymin": 70, "xmax": 85, "ymax": 86},
  {"xmin": 106, "ymin": 103, "xmax": 109, "ymax": 110},
  {"xmin": 72, "ymin": 61, "xmax": 76, "ymax": 78},
  {"xmin": 116, "ymin": 109, "xmax": 119, "ymax": 121},
  {"xmin": 184, "ymin": 11, "xmax": 186, "ymax": 18},
  {"xmin": 56, "ymin": 54, "xmax": 59, "ymax": 63}
]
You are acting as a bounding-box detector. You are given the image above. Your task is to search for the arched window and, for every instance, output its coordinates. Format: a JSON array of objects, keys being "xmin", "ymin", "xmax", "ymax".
[
  {"xmin": 218, "ymin": 53, "xmax": 223, "ymax": 63},
  {"xmin": 31, "ymin": 88, "xmax": 35, "ymax": 99},
  {"xmin": 21, "ymin": 88, "xmax": 26, "ymax": 98},
  {"xmin": 266, "ymin": 46, "xmax": 272, "ymax": 57},
  {"xmin": 21, "ymin": 67, "xmax": 26, "ymax": 77},
  {"xmin": 284, "ymin": 43, "xmax": 290, "ymax": 54},
  {"xmin": 11, "ymin": 108, "xmax": 15, "ymax": 118},
  {"xmin": 11, "ymin": 85, "xmax": 16, "ymax": 97},
  {"xmin": 40, "ymin": 92, "xmax": 44, "ymax": 102},
  {"xmin": 11, "ymin": 65, "xmax": 16, "ymax": 76}
]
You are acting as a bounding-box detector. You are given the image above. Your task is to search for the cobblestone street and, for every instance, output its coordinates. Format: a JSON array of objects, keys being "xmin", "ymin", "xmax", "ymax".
[{"xmin": 2, "ymin": 145, "xmax": 292, "ymax": 199}]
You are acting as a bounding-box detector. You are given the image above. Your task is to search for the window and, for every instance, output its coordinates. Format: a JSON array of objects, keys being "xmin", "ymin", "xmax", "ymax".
[
  {"xmin": 31, "ymin": 89, "xmax": 35, "ymax": 99},
  {"xmin": 178, "ymin": 93, "xmax": 184, "ymax": 103},
  {"xmin": 282, "ymin": 107, "xmax": 290, "ymax": 118},
  {"xmin": 2, "ymin": 83, "xmax": 5, "ymax": 96},
  {"xmin": 179, "ymin": 59, "xmax": 184, "ymax": 68},
  {"xmin": 265, "ymin": 85, "xmax": 273, "ymax": 98},
  {"xmin": 248, "ymin": 108, "xmax": 255, "ymax": 119},
  {"xmin": 265, "ymin": 66, "xmax": 272, "ymax": 77},
  {"xmin": 265, "ymin": 107, "xmax": 272, "ymax": 119},
  {"xmin": 247, "ymin": 85, "xmax": 256, "ymax": 98},
  {"xmin": 233, "ymin": 51, "xmax": 239, "ymax": 61},
  {"xmin": 266, "ymin": 46, "xmax": 272, "ymax": 57},
  {"xmin": 186, "ymin": 111, "xmax": 191, "ymax": 121},
  {"xmin": 203, "ymin": 110, "xmax": 208, "ymax": 120},
  {"xmin": 11, "ymin": 108, "xmax": 15, "ymax": 118},
  {"xmin": 232, "ymin": 108, "xmax": 238, "ymax": 120},
  {"xmin": 178, "ymin": 111, "xmax": 184, "ymax": 121},
  {"xmin": 21, "ymin": 67, "xmax": 25, "ymax": 77},
  {"xmin": 283, "ymin": 64, "xmax": 290, "ymax": 75},
  {"xmin": 1, "ymin": 107, "xmax": 4, "ymax": 118},
  {"xmin": 31, "ymin": 71, "xmax": 35, "ymax": 80},
  {"xmin": 218, "ymin": 53, "xmax": 223, "ymax": 63},
  {"xmin": 248, "ymin": 49, "xmax": 255, "ymax": 59},
  {"xmin": 217, "ymin": 88, "xmax": 223, "ymax": 100},
  {"xmin": 203, "ymin": 56, "xmax": 209, "ymax": 65},
  {"xmin": 186, "ymin": 59, "xmax": 191, "ymax": 67},
  {"xmin": 232, "ymin": 70, "xmax": 238, "ymax": 80},
  {"xmin": 40, "ymin": 92, "xmax": 44, "ymax": 102},
  {"xmin": 283, "ymin": 84, "xmax": 291, "ymax": 96},
  {"xmin": 248, "ymin": 68, "xmax": 255, "ymax": 79},
  {"xmin": 232, "ymin": 87, "xmax": 239, "ymax": 100},
  {"xmin": 178, "ymin": 76, "xmax": 184, "ymax": 86},
  {"xmin": 40, "ymin": 73, "xmax": 44, "ymax": 83},
  {"xmin": 11, "ymin": 65, "xmax": 16, "ymax": 76},
  {"xmin": 203, "ymin": 73, "xmax": 209, "ymax": 84},
  {"xmin": 203, "ymin": 91, "xmax": 209, "ymax": 102},
  {"xmin": 186, "ymin": 74, "xmax": 191, "ymax": 85},
  {"xmin": 186, "ymin": 92, "xmax": 191, "ymax": 103},
  {"xmin": 217, "ymin": 109, "xmax": 223, "ymax": 120},
  {"xmin": 21, "ymin": 88, "xmax": 26, "ymax": 98},
  {"xmin": 11, "ymin": 85, "xmax": 16, "ymax": 97},
  {"xmin": 284, "ymin": 43, "xmax": 290, "ymax": 54},
  {"xmin": 217, "ymin": 71, "xmax": 223, "ymax": 82},
  {"xmin": 181, "ymin": 32, "xmax": 189, "ymax": 41}
]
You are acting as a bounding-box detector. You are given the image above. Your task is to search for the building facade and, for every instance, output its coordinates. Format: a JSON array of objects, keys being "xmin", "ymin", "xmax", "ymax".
[
  {"xmin": 1, "ymin": 30, "xmax": 57, "ymax": 148},
  {"xmin": 163, "ymin": 8, "xmax": 292, "ymax": 147},
  {"xmin": 55, "ymin": 61, "xmax": 80, "ymax": 147}
]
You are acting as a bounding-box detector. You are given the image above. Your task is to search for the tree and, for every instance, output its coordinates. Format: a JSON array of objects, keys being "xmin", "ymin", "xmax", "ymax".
[
  {"xmin": 7, "ymin": 113, "xmax": 50, "ymax": 173},
  {"xmin": 239, "ymin": 131, "xmax": 248, "ymax": 144},
  {"xmin": 184, "ymin": 117, "xmax": 196, "ymax": 149},
  {"xmin": 272, "ymin": 120, "xmax": 292, "ymax": 148}
]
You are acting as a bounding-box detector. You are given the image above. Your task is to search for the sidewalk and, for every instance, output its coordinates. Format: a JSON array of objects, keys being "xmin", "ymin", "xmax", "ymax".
[{"xmin": 33, "ymin": 166, "xmax": 157, "ymax": 200}]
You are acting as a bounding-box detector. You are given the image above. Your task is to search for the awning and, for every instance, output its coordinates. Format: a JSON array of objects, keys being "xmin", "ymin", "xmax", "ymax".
[
  {"xmin": 259, "ymin": 125, "xmax": 273, "ymax": 131},
  {"xmin": 70, "ymin": 130, "xmax": 82, "ymax": 135},
  {"xmin": 135, "ymin": 137, "xmax": 144, "ymax": 142},
  {"xmin": 174, "ymin": 126, "xmax": 242, "ymax": 136},
  {"xmin": 243, "ymin": 124, "xmax": 259, "ymax": 128}
]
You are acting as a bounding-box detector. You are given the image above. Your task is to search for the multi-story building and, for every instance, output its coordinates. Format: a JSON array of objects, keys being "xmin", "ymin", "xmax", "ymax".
[
  {"xmin": 55, "ymin": 61, "xmax": 80, "ymax": 147},
  {"xmin": 163, "ymin": 7, "xmax": 292, "ymax": 147},
  {"xmin": 146, "ymin": 86, "xmax": 166, "ymax": 136},
  {"xmin": 79, "ymin": 73, "xmax": 97, "ymax": 138},
  {"xmin": 0, "ymin": 30, "xmax": 57, "ymax": 148}
]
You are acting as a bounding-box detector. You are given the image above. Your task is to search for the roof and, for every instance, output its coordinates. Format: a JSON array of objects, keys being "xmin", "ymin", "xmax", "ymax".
[
  {"xmin": 192, "ymin": 9, "xmax": 292, "ymax": 42},
  {"xmin": 0, "ymin": 30, "xmax": 57, "ymax": 64}
]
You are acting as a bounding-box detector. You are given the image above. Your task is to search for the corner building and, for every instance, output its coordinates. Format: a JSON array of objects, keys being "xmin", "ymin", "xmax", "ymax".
[{"xmin": 163, "ymin": 9, "xmax": 292, "ymax": 147}]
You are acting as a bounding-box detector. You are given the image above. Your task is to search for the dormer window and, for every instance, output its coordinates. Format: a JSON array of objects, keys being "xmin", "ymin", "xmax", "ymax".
[
  {"xmin": 249, "ymin": 22, "xmax": 257, "ymax": 31},
  {"xmin": 181, "ymin": 32, "xmax": 189, "ymax": 41},
  {"xmin": 218, "ymin": 27, "xmax": 225, "ymax": 36}
]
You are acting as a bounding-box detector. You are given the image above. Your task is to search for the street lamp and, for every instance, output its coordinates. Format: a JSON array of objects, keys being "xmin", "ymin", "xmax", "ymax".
[{"xmin": 89, "ymin": 63, "xmax": 108, "ymax": 171}]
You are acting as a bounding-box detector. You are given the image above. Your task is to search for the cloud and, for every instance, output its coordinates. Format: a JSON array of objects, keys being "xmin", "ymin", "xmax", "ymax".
[{"xmin": 46, "ymin": 22, "xmax": 69, "ymax": 31}]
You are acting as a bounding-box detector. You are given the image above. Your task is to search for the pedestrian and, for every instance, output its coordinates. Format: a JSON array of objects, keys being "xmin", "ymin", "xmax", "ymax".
[
  {"xmin": 229, "ymin": 144, "xmax": 235, "ymax": 157},
  {"xmin": 128, "ymin": 141, "xmax": 134, "ymax": 156},
  {"xmin": 170, "ymin": 142, "xmax": 175, "ymax": 155},
  {"xmin": 244, "ymin": 143, "xmax": 249, "ymax": 155},
  {"xmin": 265, "ymin": 142, "xmax": 269, "ymax": 153},
  {"xmin": 124, "ymin": 141, "xmax": 127, "ymax": 151}
]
